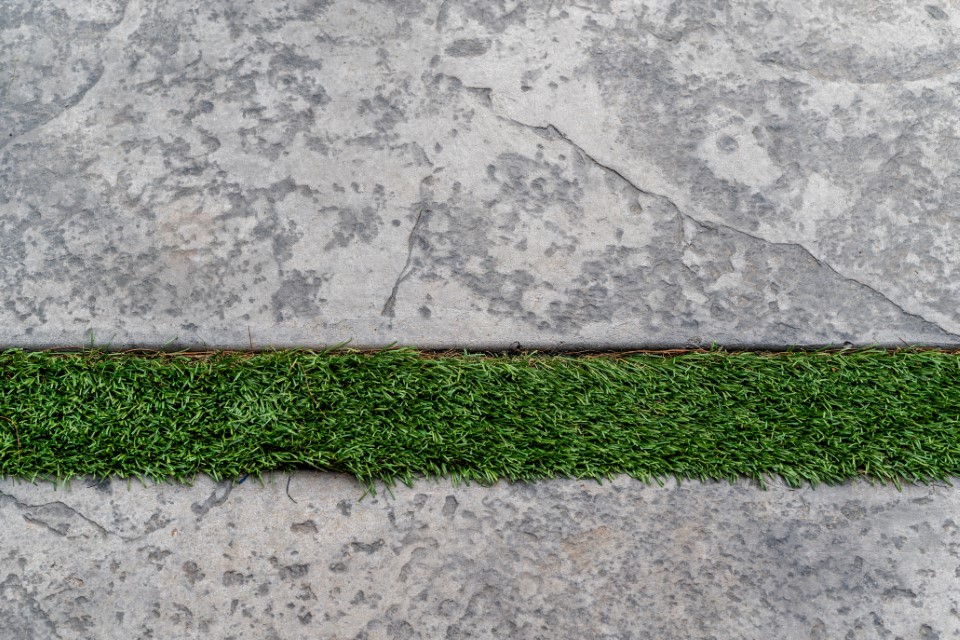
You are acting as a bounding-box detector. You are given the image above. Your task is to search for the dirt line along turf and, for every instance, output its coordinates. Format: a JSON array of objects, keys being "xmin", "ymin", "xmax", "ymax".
[{"xmin": 0, "ymin": 348, "xmax": 958, "ymax": 489}]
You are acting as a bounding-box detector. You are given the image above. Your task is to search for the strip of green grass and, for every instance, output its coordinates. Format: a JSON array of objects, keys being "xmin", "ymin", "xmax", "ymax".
[{"xmin": 0, "ymin": 348, "xmax": 958, "ymax": 488}]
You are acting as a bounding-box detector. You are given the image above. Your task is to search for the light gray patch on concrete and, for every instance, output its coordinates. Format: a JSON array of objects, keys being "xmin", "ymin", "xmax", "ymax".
[
  {"xmin": 1, "ymin": 475, "xmax": 959, "ymax": 638},
  {"xmin": 3, "ymin": 0, "xmax": 960, "ymax": 349}
]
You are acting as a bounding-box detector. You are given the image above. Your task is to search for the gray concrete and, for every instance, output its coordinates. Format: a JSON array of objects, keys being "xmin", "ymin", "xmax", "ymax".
[
  {"xmin": 0, "ymin": 474, "xmax": 958, "ymax": 639},
  {"xmin": 3, "ymin": 0, "xmax": 960, "ymax": 349},
  {"xmin": 5, "ymin": 3, "xmax": 960, "ymax": 638}
]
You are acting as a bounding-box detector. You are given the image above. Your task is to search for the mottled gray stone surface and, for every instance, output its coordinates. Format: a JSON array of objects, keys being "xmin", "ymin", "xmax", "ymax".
[
  {"xmin": 3, "ymin": 0, "xmax": 960, "ymax": 349},
  {"xmin": 0, "ymin": 474, "xmax": 958, "ymax": 639}
]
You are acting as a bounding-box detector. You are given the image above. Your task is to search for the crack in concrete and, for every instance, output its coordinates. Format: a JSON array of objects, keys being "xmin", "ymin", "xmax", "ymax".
[
  {"xmin": 2, "ymin": 0, "xmax": 138, "ymax": 153},
  {"xmin": 757, "ymin": 55, "xmax": 960, "ymax": 85},
  {"xmin": 382, "ymin": 206, "xmax": 426, "ymax": 319},
  {"xmin": 492, "ymin": 111, "xmax": 960, "ymax": 340},
  {"xmin": 1, "ymin": 64, "xmax": 105, "ymax": 152},
  {"xmin": 676, "ymin": 213, "xmax": 960, "ymax": 339},
  {"xmin": 190, "ymin": 480, "xmax": 233, "ymax": 518},
  {"xmin": 381, "ymin": 172, "xmax": 435, "ymax": 319},
  {"xmin": 0, "ymin": 489, "xmax": 141, "ymax": 542}
]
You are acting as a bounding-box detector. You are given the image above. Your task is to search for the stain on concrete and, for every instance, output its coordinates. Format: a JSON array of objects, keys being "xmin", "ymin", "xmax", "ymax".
[
  {"xmin": 2, "ymin": 0, "xmax": 959, "ymax": 349},
  {"xmin": 1, "ymin": 474, "xmax": 958, "ymax": 638}
]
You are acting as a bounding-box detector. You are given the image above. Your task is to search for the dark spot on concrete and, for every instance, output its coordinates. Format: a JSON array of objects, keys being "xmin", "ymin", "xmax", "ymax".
[
  {"xmin": 840, "ymin": 502, "xmax": 866, "ymax": 520},
  {"xmin": 442, "ymin": 496, "xmax": 458, "ymax": 518},
  {"xmin": 717, "ymin": 135, "xmax": 739, "ymax": 152},
  {"xmin": 146, "ymin": 548, "xmax": 172, "ymax": 564},
  {"xmin": 297, "ymin": 0, "xmax": 333, "ymax": 17},
  {"xmin": 190, "ymin": 482, "xmax": 232, "ymax": 517},
  {"xmin": 271, "ymin": 270, "xmax": 326, "ymax": 322},
  {"xmin": 926, "ymin": 5, "xmax": 948, "ymax": 20},
  {"xmin": 920, "ymin": 623, "xmax": 941, "ymax": 639},
  {"xmin": 296, "ymin": 585, "xmax": 316, "ymax": 601},
  {"xmin": 290, "ymin": 520, "xmax": 318, "ymax": 534},
  {"xmin": 325, "ymin": 206, "xmax": 380, "ymax": 249},
  {"xmin": 882, "ymin": 586, "xmax": 917, "ymax": 600},
  {"xmin": 445, "ymin": 38, "xmax": 490, "ymax": 57},
  {"xmin": 337, "ymin": 500, "xmax": 352, "ymax": 516},
  {"xmin": 387, "ymin": 620, "xmax": 415, "ymax": 639},
  {"xmin": 143, "ymin": 511, "xmax": 171, "ymax": 534},
  {"xmin": 418, "ymin": 306, "xmax": 431, "ymax": 318},
  {"xmin": 89, "ymin": 478, "xmax": 112, "ymax": 493},
  {"xmin": 222, "ymin": 571, "xmax": 250, "ymax": 586},
  {"xmin": 350, "ymin": 540, "xmax": 385, "ymax": 555},
  {"xmin": 182, "ymin": 562, "xmax": 204, "ymax": 586},
  {"xmin": 279, "ymin": 564, "xmax": 310, "ymax": 580}
]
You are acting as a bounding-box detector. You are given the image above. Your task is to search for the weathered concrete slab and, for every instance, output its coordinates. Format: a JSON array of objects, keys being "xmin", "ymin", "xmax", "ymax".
[
  {"xmin": 3, "ymin": 0, "xmax": 960, "ymax": 349},
  {"xmin": 0, "ymin": 474, "xmax": 957, "ymax": 639}
]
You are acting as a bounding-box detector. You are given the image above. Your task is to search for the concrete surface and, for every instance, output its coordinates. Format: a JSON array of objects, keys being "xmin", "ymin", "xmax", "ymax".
[
  {"xmin": 4, "ymin": 0, "xmax": 960, "ymax": 349},
  {"xmin": 0, "ymin": 474, "xmax": 958, "ymax": 639},
  {"xmin": 5, "ymin": 2, "xmax": 960, "ymax": 638}
]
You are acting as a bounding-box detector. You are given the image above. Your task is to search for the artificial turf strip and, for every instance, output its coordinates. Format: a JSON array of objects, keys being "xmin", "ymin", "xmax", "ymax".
[{"xmin": 0, "ymin": 348, "xmax": 958, "ymax": 488}]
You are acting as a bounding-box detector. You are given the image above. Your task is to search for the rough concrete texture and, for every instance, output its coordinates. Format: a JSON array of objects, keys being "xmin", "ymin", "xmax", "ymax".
[
  {"xmin": 0, "ymin": 474, "xmax": 957, "ymax": 639},
  {"xmin": 5, "ymin": 3, "xmax": 960, "ymax": 635},
  {"xmin": 3, "ymin": 0, "xmax": 960, "ymax": 349}
]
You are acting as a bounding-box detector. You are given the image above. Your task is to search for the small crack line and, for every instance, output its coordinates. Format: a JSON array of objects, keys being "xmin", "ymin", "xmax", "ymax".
[
  {"xmin": 21, "ymin": 514, "xmax": 77, "ymax": 538},
  {"xmin": 2, "ymin": 0, "xmax": 137, "ymax": 153},
  {"xmin": 1, "ymin": 64, "xmax": 105, "ymax": 152},
  {"xmin": 492, "ymin": 114, "xmax": 658, "ymax": 198},
  {"xmin": 0, "ymin": 489, "xmax": 141, "ymax": 541},
  {"xmin": 492, "ymin": 112, "xmax": 960, "ymax": 339},
  {"xmin": 381, "ymin": 206, "xmax": 426, "ymax": 318},
  {"xmin": 678, "ymin": 213, "xmax": 960, "ymax": 339}
]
